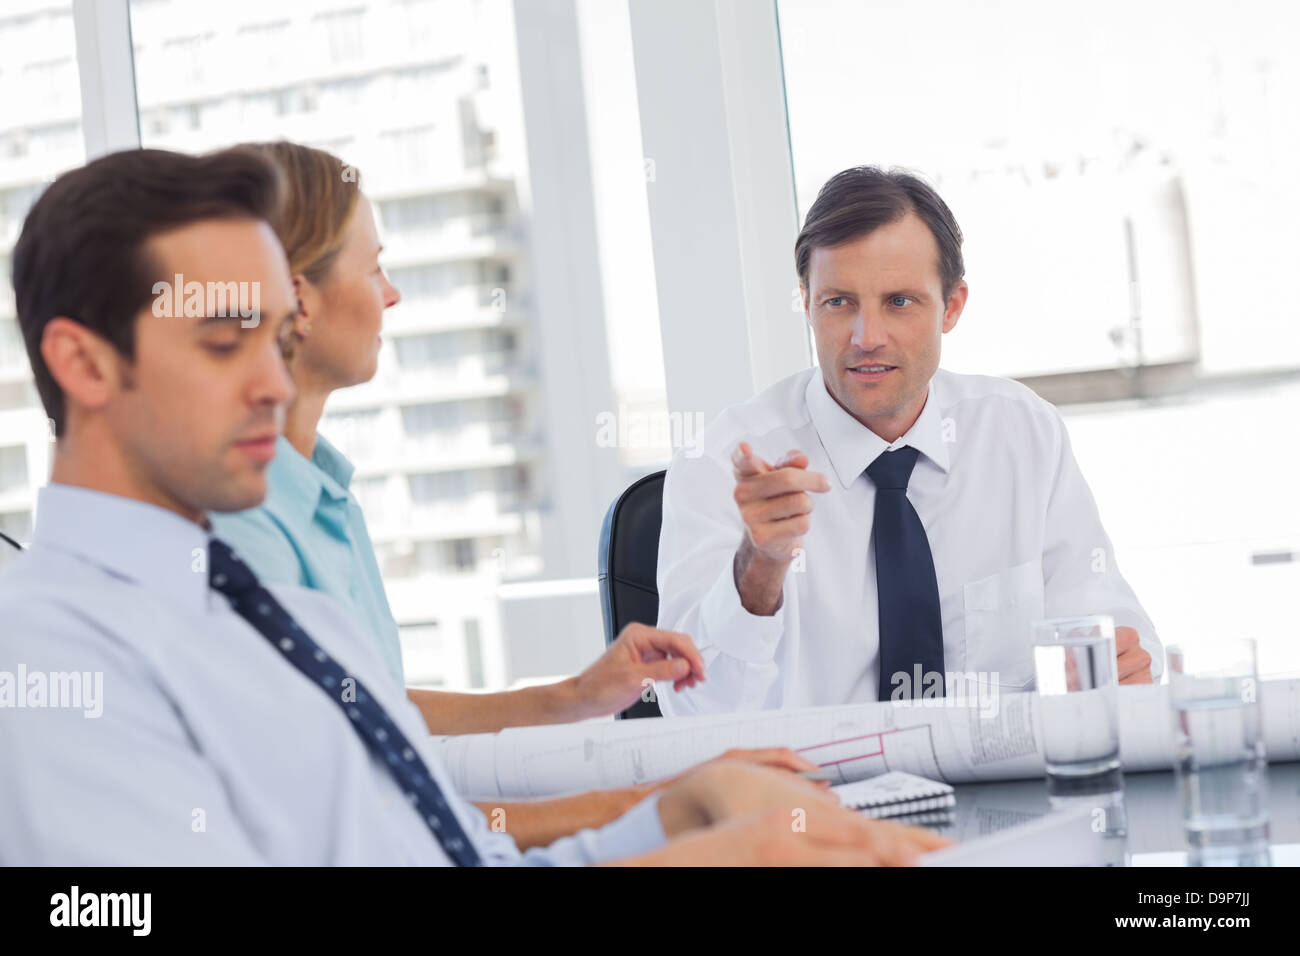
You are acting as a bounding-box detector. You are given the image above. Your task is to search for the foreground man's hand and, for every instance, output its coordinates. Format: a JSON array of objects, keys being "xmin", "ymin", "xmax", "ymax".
[
  {"xmin": 625, "ymin": 761, "xmax": 953, "ymax": 866},
  {"xmin": 481, "ymin": 748, "xmax": 829, "ymax": 851}
]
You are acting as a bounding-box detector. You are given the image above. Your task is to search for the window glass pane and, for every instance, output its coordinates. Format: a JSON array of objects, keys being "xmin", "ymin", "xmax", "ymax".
[
  {"xmin": 0, "ymin": 0, "xmax": 82, "ymax": 549},
  {"xmin": 0, "ymin": 444, "xmax": 27, "ymax": 490},
  {"xmin": 779, "ymin": 0, "xmax": 1300, "ymax": 378},
  {"xmin": 779, "ymin": 0, "xmax": 1300, "ymax": 670},
  {"xmin": 0, "ymin": 509, "xmax": 32, "ymax": 546},
  {"xmin": 398, "ymin": 621, "xmax": 447, "ymax": 688}
]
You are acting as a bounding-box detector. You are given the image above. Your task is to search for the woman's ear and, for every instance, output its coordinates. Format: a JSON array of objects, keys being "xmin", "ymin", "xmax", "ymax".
[{"xmin": 291, "ymin": 273, "xmax": 315, "ymax": 337}]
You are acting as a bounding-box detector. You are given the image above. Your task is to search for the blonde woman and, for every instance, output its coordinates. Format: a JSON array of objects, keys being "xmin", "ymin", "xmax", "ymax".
[{"xmin": 213, "ymin": 141, "xmax": 713, "ymax": 730}]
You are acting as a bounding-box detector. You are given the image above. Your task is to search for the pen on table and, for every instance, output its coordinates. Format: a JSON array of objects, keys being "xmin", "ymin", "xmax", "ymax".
[{"xmin": 797, "ymin": 769, "xmax": 839, "ymax": 782}]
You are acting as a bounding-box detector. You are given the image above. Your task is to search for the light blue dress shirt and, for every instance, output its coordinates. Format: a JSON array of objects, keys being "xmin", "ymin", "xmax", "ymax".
[
  {"xmin": 210, "ymin": 434, "xmax": 405, "ymax": 685},
  {"xmin": 0, "ymin": 484, "xmax": 666, "ymax": 865}
]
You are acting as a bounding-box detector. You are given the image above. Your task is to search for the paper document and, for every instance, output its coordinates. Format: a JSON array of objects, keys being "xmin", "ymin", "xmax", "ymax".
[
  {"xmin": 918, "ymin": 805, "xmax": 1104, "ymax": 867},
  {"xmin": 434, "ymin": 679, "xmax": 1300, "ymax": 801}
]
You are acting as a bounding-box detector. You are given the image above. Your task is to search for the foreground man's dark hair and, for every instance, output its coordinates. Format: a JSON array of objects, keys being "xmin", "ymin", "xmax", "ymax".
[{"xmin": 12, "ymin": 147, "xmax": 283, "ymax": 434}]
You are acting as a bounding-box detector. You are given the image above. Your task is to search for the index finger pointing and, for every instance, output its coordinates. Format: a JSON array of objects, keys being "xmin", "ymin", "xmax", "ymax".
[{"xmin": 732, "ymin": 441, "xmax": 771, "ymax": 479}]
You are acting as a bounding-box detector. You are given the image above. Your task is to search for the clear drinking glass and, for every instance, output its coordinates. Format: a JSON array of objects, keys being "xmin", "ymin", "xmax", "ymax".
[
  {"xmin": 1167, "ymin": 639, "xmax": 1270, "ymax": 865},
  {"xmin": 1032, "ymin": 615, "xmax": 1126, "ymax": 834}
]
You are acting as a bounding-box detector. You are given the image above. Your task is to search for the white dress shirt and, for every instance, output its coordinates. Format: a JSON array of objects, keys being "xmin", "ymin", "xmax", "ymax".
[
  {"xmin": 656, "ymin": 367, "xmax": 1162, "ymax": 715},
  {"xmin": 0, "ymin": 484, "xmax": 665, "ymax": 865}
]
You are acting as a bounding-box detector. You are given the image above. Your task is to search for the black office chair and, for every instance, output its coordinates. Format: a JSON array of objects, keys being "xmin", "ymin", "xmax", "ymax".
[{"xmin": 597, "ymin": 470, "xmax": 667, "ymax": 719}]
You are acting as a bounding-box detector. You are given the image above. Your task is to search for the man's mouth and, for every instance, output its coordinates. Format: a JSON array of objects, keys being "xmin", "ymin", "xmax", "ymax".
[
  {"xmin": 847, "ymin": 364, "xmax": 897, "ymax": 380},
  {"xmin": 232, "ymin": 433, "xmax": 278, "ymax": 462}
]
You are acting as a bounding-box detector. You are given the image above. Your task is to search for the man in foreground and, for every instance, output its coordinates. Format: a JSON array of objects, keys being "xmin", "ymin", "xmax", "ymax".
[{"xmin": 0, "ymin": 147, "xmax": 947, "ymax": 865}]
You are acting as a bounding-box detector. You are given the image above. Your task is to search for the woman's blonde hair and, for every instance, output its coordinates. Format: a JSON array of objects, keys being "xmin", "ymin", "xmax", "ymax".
[{"xmin": 241, "ymin": 141, "xmax": 360, "ymax": 286}]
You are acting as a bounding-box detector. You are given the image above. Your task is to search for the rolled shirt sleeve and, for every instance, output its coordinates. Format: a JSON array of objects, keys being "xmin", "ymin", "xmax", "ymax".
[
  {"xmin": 466, "ymin": 792, "xmax": 668, "ymax": 866},
  {"xmin": 655, "ymin": 449, "xmax": 788, "ymax": 715},
  {"xmin": 523, "ymin": 791, "xmax": 666, "ymax": 865}
]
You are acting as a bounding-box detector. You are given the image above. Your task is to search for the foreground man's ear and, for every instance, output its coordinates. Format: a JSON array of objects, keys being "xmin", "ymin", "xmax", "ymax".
[{"xmin": 41, "ymin": 316, "xmax": 125, "ymax": 419}]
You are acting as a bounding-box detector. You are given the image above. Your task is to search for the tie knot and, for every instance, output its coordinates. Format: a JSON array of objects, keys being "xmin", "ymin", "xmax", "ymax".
[
  {"xmin": 207, "ymin": 537, "xmax": 258, "ymax": 596},
  {"xmin": 866, "ymin": 445, "xmax": 920, "ymax": 490}
]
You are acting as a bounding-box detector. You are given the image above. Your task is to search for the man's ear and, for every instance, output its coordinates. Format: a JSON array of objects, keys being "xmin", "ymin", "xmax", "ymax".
[
  {"xmin": 40, "ymin": 317, "xmax": 125, "ymax": 418},
  {"xmin": 799, "ymin": 283, "xmax": 810, "ymax": 317},
  {"xmin": 941, "ymin": 280, "xmax": 969, "ymax": 334}
]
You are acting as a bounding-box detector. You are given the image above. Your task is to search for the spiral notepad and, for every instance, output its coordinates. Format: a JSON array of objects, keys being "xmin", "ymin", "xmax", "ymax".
[{"xmin": 831, "ymin": 771, "xmax": 956, "ymax": 819}]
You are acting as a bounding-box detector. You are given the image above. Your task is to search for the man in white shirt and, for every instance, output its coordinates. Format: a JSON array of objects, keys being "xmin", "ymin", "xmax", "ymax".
[
  {"xmin": 656, "ymin": 166, "xmax": 1160, "ymax": 715},
  {"xmin": 0, "ymin": 147, "xmax": 947, "ymax": 865}
]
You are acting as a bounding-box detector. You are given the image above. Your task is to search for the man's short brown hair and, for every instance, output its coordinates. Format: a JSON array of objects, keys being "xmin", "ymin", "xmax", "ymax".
[{"xmin": 795, "ymin": 166, "xmax": 965, "ymax": 299}]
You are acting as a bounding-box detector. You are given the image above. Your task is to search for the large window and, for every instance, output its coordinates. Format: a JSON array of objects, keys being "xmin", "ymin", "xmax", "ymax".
[
  {"xmin": 127, "ymin": 0, "xmax": 669, "ymax": 691},
  {"xmin": 4, "ymin": 0, "xmax": 1294, "ymax": 690}
]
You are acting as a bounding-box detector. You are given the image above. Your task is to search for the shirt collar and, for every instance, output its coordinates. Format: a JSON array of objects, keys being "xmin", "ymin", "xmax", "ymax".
[
  {"xmin": 310, "ymin": 432, "xmax": 355, "ymax": 491},
  {"xmin": 805, "ymin": 371, "xmax": 950, "ymax": 489},
  {"xmin": 31, "ymin": 483, "xmax": 213, "ymax": 612},
  {"xmin": 262, "ymin": 433, "xmax": 354, "ymax": 532}
]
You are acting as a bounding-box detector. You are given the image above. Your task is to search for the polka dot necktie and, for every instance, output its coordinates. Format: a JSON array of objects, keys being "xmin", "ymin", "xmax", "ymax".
[
  {"xmin": 865, "ymin": 446, "xmax": 945, "ymax": 702},
  {"xmin": 207, "ymin": 536, "xmax": 483, "ymax": 866}
]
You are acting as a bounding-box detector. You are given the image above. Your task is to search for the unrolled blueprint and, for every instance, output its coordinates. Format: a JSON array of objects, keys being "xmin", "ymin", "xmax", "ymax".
[{"xmin": 435, "ymin": 679, "xmax": 1300, "ymax": 800}]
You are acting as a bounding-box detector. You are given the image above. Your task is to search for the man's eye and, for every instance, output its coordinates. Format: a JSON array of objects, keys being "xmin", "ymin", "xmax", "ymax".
[
  {"xmin": 890, "ymin": 296, "xmax": 914, "ymax": 308},
  {"xmin": 204, "ymin": 342, "xmax": 239, "ymax": 355},
  {"xmin": 826, "ymin": 296, "xmax": 847, "ymax": 307}
]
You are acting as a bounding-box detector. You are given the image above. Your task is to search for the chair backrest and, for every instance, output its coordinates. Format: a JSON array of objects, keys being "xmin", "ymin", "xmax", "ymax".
[{"xmin": 597, "ymin": 470, "xmax": 666, "ymax": 719}]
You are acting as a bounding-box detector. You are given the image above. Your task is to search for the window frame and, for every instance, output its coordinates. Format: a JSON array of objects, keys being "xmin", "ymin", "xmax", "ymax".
[
  {"xmin": 627, "ymin": 0, "xmax": 810, "ymax": 423},
  {"xmin": 72, "ymin": 0, "xmax": 141, "ymax": 157}
]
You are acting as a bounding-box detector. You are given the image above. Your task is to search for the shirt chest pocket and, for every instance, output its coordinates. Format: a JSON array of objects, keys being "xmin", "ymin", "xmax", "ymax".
[{"xmin": 962, "ymin": 559, "xmax": 1044, "ymax": 691}]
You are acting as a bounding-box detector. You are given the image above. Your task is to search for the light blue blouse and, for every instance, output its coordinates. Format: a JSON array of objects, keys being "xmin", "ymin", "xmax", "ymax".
[{"xmin": 210, "ymin": 433, "xmax": 405, "ymax": 685}]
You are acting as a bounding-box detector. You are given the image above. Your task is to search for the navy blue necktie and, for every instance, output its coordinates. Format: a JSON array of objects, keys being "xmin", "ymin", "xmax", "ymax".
[
  {"xmin": 207, "ymin": 536, "xmax": 483, "ymax": 866},
  {"xmin": 866, "ymin": 446, "xmax": 945, "ymax": 702}
]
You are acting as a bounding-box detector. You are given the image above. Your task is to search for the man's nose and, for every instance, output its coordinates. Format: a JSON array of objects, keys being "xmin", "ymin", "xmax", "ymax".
[
  {"xmin": 253, "ymin": 341, "xmax": 296, "ymax": 409},
  {"xmin": 850, "ymin": 308, "xmax": 889, "ymax": 351}
]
